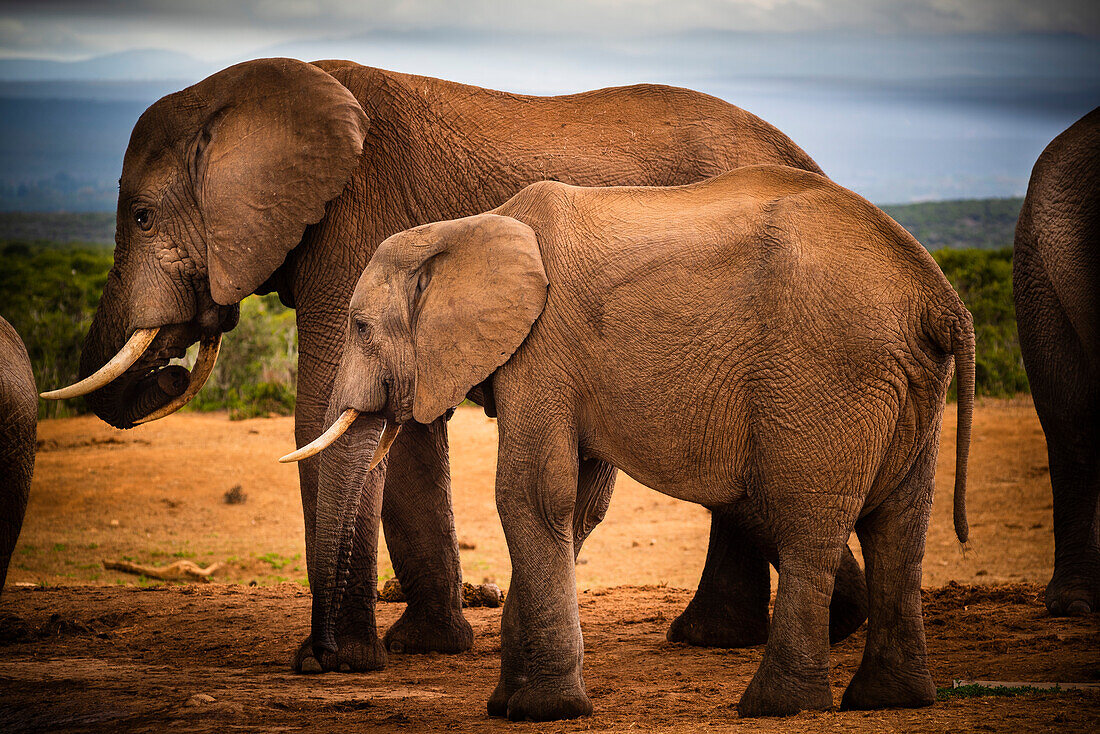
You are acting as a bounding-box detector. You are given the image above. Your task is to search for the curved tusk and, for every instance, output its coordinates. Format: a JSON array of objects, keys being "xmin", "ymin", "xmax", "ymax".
[
  {"xmin": 279, "ymin": 409, "xmax": 360, "ymax": 463},
  {"xmin": 133, "ymin": 334, "xmax": 222, "ymax": 425},
  {"xmin": 369, "ymin": 422, "xmax": 402, "ymax": 471},
  {"xmin": 40, "ymin": 328, "xmax": 160, "ymax": 400}
]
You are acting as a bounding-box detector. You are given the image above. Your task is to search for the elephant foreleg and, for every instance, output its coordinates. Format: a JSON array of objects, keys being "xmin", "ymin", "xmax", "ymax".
[{"xmin": 380, "ymin": 419, "xmax": 473, "ymax": 654}]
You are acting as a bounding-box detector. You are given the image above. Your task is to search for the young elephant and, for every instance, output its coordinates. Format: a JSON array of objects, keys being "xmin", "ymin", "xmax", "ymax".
[{"xmin": 288, "ymin": 165, "xmax": 974, "ymax": 720}]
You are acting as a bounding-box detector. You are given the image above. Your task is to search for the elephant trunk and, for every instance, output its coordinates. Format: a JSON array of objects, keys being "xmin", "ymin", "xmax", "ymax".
[{"xmin": 310, "ymin": 408, "xmax": 389, "ymax": 657}]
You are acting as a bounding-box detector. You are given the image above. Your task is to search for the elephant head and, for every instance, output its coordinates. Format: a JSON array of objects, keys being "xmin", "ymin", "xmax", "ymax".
[
  {"xmin": 41, "ymin": 58, "xmax": 369, "ymax": 426},
  {"xmin": 281, "ymin": 213, "xmax": 547, "ymax": 656}
]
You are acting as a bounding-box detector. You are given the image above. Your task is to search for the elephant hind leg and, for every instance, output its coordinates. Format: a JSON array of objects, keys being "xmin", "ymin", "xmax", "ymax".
[
  {"xmin": 737, "ymin": 512, "xmax": 856, "ymax": 717},
  {"xmin": 1043, "ymin": 422, "xmax": 1100, "ymax": 616},
  {"xmin": 841, "ymin": 446, "xmax": 937, "ymax": 711}
]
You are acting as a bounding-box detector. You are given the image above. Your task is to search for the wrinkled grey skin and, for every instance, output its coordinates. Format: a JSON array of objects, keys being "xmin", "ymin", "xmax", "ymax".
[
  {"xmin": 0, "ymin": 315, "xmax": 36, "ymax": 596},
  {"xmin": 1014, "ymin": 106, "xmax": 1100, "ymax": 616},
  {"xmin": 74, "ymin": 57, "xmax": 864, "ymax": 672},
  {"xmin": 315, "ymin": 167, "xmax": 974, "ymax": 720}
]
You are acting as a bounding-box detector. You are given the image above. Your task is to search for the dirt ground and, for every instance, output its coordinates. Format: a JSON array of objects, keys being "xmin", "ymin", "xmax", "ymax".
[{"xmin": 1, "ymin": 397, "xmax": 1098, "ymax": 732}]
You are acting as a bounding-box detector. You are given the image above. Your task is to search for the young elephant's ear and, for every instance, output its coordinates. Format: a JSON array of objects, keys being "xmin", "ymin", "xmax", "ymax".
[
  {"xmin": 411, "ymin": 214, "xmax": 548, "ymax": 424},
  {"xmin": 190, "ymin": 58, "xmax": 369, "ymax": 304}
]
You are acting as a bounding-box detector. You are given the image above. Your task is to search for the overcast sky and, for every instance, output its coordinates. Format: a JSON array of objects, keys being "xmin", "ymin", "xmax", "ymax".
[
  {"xmin": 1, "ymin": 2, "xmax": 1097, "ymax": 205},
  {"xmin": 2, "ymin": 0, "xmax": 1099, "ymax": 61}
]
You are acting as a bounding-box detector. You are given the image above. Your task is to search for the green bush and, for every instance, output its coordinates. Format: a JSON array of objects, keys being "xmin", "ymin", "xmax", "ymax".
[
  {"xmin": 0, "ymin": 242, "xmax": 113, "ymax": 418},
  {"xmin": 187, "ymin": 293, "xmax": 297, "ymax": 418},
  {"xmin": 933, "ymin": 247, "xmax": 1028, "ymax": 398}
]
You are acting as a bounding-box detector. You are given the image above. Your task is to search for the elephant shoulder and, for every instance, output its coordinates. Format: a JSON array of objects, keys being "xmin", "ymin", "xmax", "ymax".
[{"xmin": 496, "ymin": 180, "xmax": 576, "ymax": 231}]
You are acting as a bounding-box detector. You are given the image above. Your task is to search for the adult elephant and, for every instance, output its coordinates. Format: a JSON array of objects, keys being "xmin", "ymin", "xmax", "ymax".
[
  {"xmin": 43, "ymin": 58, "xmax": 866, "ymax": 670},
  {"xmin": 1013, "ymin": 107, "xmax": 1100, "ymax": 616},
  {"xmin": 0, "ymin": 315, "xmax": 36, "ymax": 596}
]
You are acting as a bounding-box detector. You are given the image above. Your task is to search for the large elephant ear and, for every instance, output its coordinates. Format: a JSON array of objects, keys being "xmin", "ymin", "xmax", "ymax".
[
  {"xmin": 409, "ymin": 214, "xmax": 548, "ymax": 424},
  {"xmin": 190, "ymin": 58, "xmax": 369, "ymax": 304}
]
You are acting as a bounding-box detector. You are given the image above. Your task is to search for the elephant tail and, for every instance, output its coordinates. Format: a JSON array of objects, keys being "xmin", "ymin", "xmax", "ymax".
[{"xmin": 946, "ymin": 305, "xmax": 975, "ymax": 545}]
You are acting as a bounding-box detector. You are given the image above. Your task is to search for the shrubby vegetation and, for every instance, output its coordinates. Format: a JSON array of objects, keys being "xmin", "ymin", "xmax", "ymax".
[
  {"xmin": 0, "ymin": 198, "xmax": 1032, "ymax": 420},
  {"xmin": 187, "ymin": 293, "xmax": 297, "ymax": 420},
  {"xmin": 0, "ymin": 241, "xmax": 297, "ymax": 419},
  {"xmin": 933, "ymin": 247, "xmax": 1027, "ymax": 397},
  {"xmin": 0, "ymin": 242, "xmax": 112, "ymax": 418}
]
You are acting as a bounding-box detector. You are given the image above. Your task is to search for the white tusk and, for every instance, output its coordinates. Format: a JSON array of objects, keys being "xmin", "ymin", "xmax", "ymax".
[
  {"xmin": 133, "ymin": 334, "xmax": 222, "ymax": 425},
  {"xmin": 40, "ymin": 328, "xmax": 160, "ymax": 400},
  {"xmin": 369, "ymin": 422, "xmax": 402, "ymax": 470},
  {"xmin": 278, "ymin": 409, "xmax": 360, "ymax": 463}
]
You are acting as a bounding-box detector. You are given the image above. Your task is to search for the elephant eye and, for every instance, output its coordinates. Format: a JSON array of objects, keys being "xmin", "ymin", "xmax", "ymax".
[
  {"xmin": 133, "ymin": 208, "xmax": 153, "ymax": 231},
  {"xmin": 354, "ymin": 319, "xmax": 368, "ymax": 338}
]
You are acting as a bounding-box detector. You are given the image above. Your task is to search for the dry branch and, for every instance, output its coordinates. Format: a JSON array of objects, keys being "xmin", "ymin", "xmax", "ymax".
[{"xmin": 103, "ymin": 559, "xmax": 223, "ymax": 583}]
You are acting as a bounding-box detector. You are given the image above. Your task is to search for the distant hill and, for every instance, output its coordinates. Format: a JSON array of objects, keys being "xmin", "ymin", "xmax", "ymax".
[
  {"xmin": 0, "ymin": 49, "xmax": 212, "ymax": 82},
  {"xmin": 0, "ymin": 212, "xmax": 115, "ymax": 246},
  {"xmin": 881, "ymin": 198, "xmax": 1023, "ymax": 250},
  {"xmin": 0, "ymin": 199, "xmax": 1025, "ymax": 251}
]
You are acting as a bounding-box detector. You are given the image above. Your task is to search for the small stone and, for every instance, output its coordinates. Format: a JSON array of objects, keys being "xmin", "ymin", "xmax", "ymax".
[
  {"xmin": 458, "ymin": 539, "xmax": 477, "ymax": 550},
  {"xmin": 185, "ymin": 694, "xmax": 216, "ymax": 707},
  {"xmin": 478, "ymin": 583, "xmax": 503, "ymax": 608},
  {"xmin": 109, "ymin": 520, "xmax": 119, "ymax": 527}
]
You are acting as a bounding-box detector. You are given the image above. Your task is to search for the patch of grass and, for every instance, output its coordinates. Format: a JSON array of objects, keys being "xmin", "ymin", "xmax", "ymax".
[
  {"xmin": 938, "ymin": 684, "xmax": 1053, "ymax": 701},
  {"xmin": 257, "ymin": 552, "xmax": 291, "ymax": 570},
  {"xmin": 51, "ymin": 543, "xmax": 67, "ymax": 552}
]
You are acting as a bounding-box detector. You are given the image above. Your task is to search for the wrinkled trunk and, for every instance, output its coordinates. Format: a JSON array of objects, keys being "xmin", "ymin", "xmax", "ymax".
[{"xmin": 310, "ymin": 407, "xmax": 388, "ymax": 657}]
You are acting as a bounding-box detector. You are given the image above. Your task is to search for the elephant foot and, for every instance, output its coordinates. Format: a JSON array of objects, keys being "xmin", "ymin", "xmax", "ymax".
[
  {"xmin": 496, "ymin": 681, "xmax": 592, "ymax": 722},
  {"xmin": 1045, "ymin": 562, "xmax": 1100, "ymax": 616},
  {"xmin": 487, "ymin": 680, "xmax": 518, "ymax": 718},
  {"xmin": 666, "ymin": 596, "xmax": 768, "ymax": 648},
  {"xmin": 840, "ymin": 657, "xmax": 935, "ymax": 711},
  {"xmin": 292, "ymin": 631, "xmax": 386, "ymax": 673},
  {"xmin": 383, "ymin": 606, "xmax": 473, "ymax": 654},
  {"xmin": 737, "ymin": 660, "xmax": 832, "ymax": 718}
]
